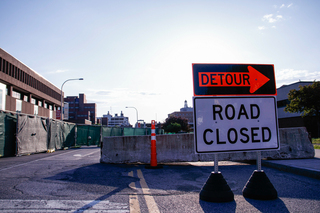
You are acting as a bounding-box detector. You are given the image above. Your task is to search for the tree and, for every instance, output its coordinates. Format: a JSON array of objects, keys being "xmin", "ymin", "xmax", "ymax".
[
  {"xmin": 162, "ymin": 116, "xmax": 190, "ymax": 133},
  {"xmin": 166, "ymin": 122, "xmax": 181, "ymax": 133},
  {"xmin": 285, "ymin": 81, "xmax": 320, "ymax": 137}
]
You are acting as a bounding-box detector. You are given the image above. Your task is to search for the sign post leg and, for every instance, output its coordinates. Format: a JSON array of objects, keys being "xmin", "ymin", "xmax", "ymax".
[
  {"xmin": 257, "ymin": 151, "xmax": 262, "ymax": 171},
  {"xmin": 199, "ymin": 153, "xmax": 234, "ymax": 202},
  {"xmin": 214, "ymin": 153, "xmax": 218, "ymax": 173}
]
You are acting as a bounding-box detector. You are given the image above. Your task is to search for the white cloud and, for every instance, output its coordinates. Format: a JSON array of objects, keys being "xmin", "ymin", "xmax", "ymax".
[
  {"xmin": 260, "ymin": 3, "xmax": 292, "ymax": 30},
  {"xmin": 262, "ymin": 14, "xmax": 283, "ymax": 23},
  {"xmin": 278, "ymin": 3, "xmax": 293, "ymax": 9},
  {"xmin": 49, "ymin": 69, "xmax": 68, "ymax": 74},
  {"xmin": 276, "ymin": 69, "xmax": 320, "ymax": 87},
  {"xmin": 96, "ymin": 91, "xmax": 112, "ymax": 96},
  {"xmin": 258, "ymin": 26, "xmax": 266, "ymax": 30}
]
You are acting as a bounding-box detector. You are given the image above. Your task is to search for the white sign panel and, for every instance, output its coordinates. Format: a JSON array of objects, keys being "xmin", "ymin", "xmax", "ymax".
[{"xmin": 193, "ymin": 96, "xmax": 279, "ymax": 153}]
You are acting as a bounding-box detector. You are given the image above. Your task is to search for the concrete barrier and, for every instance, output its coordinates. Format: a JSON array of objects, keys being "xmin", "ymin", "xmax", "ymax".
[{"xmin": 100, "ymin": 127, "xmax": 315, "ymax": 164}]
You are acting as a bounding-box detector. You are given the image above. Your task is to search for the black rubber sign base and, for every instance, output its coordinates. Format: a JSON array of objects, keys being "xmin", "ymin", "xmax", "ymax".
[
  {"xmin": 242, "ymin": 170, "xmax": 278, "ymax": 200},
  {"xmin": 200, "ymin": 172, "xmax": 234, "ymax": 203}
]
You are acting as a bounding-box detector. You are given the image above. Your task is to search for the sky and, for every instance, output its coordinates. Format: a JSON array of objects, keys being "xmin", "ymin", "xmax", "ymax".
[{"xmin": 1, "ymin": 0, "xmax": 320, "ymax": 125}]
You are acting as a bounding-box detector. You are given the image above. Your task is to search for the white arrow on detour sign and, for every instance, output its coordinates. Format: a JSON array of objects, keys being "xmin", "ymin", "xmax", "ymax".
[{"xmin": 193, "ymin": 96, "xmax": 280, "ymax": 153}]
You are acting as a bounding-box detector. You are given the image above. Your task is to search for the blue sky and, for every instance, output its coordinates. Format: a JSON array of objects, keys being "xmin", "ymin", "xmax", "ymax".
[{"xmin": 1, "ymin": 0, "xmax": 320, "ymax": 124}]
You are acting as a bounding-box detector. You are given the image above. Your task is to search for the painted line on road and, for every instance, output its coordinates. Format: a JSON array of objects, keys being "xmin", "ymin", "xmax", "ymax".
[
  {"xmin": 0, "ymin": 149, "xmax": 81, "ymax": 172},
  {"xmin": 128, "ymin": 171, "xmax": 141, "ymax": 213},
  {"xmin": 78, "ymin": 149, "xmax": 100, "ymax": 158},
  {"xmin": 137, "ymin": 169, "xmax": 160, "ymax": 213}
]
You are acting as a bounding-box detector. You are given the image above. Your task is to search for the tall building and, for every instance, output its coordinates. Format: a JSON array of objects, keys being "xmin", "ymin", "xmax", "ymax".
[
  {"xmin": 0, "ymin": 48, "xmax": 61, "ymax": 118},
  {"xmin": 102, "ymin": 111, "xmax": 130, "ymax": 127},
  {"xmin": 64, "ymin": 93, "xmax": 96, "ymax": 124},
  {"xmin": 168, "ymin": 100, "xmax": 194, "ymax": 127}
]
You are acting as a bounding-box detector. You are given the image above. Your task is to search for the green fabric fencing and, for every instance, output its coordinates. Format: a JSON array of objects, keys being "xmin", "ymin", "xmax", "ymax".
[
  {"xmin": 0, "ymin": 111, "xmax": 17, "ymax": 157},
  {"xmin": 76, "ymin": 125, "xmax": 89, "ymax": 146},
  {"xmin": 145, "ymin": 128, "xmax": 164, "ymax": 135},
  {"xmin": 87, "ymin": 125, "xmax": 101, "ymax": 146},
  {"xmin": 123, "ymin": 127, "xmax": 145, "ymax": 136},
  {"xmin": 48, "ymin": 119, "xmax": 64, "ymax": 150},
  {"xmin": 102, "ymin": 127, "xmax": 123, "ymax": 137},
  {"xmin": 104, "ymin": 127, "xmax": 164, "ymax": 137},
  {"xmin": 77, "ymin": 125, "xmax": 101, "ymax": 146},
  {"xmin": 16, "ymin": 114, "xmax": 48, "ymax": 156},
  {"xmin": 64, "ymin": 122, "xmax": 76, "ymax": 147},
  {"xmin": 0, "ymin": 110, "xmax": 164, "ymax": 157}
]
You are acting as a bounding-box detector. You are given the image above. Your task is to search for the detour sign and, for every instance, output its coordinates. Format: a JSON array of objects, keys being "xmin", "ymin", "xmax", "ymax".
[
  {"xmin": 192, "ymin": 63, "xmax": 279, "ymax": 154},
  {"xmin": 193, "ymin": 64, "xmax": 277, "ymax": 96}
]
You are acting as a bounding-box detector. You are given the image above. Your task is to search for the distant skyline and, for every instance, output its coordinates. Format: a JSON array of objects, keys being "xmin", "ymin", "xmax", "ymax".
[{"xmin": 1, "ymin": 0, "xmax": 320, "ymax": 124}]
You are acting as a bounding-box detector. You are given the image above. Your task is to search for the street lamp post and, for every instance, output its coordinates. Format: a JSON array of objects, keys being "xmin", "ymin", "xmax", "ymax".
[
  {"xmin": 60, "ymin": 78, "xmax": 84, "ymax": 120},
  {"xmin": 125, "ymin": 106, "xmax": 138, "ymax": 127}
]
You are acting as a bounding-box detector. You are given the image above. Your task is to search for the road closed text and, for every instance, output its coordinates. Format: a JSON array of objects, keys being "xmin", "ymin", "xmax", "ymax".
[
  {"xmin": 203, "ymin": 127, "xmax": 271, "ymax": 145},
  {"xmin": 193, "ymin": 97, "xmax": 279, "ymax": 153},
  {"xmin": 203, "ymin": 104, "xmax": 271, "ymax": 145}
]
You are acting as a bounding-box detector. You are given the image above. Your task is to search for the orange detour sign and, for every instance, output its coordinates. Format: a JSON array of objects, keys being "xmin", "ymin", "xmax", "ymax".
[{"xmin": 193, "ymin": 64, "xmax": 277, "ymax": 96}]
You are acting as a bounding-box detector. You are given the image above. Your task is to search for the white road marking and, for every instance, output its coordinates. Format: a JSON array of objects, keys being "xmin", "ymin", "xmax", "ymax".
[{"xmin": 81, "ymin": 150, "xmax": 100, "ymax": 158}]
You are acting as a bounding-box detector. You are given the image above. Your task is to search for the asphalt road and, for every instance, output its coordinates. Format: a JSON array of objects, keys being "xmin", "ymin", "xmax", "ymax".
[{"xmin": 0, "ymin": 146, "xmax": 320, "ymax": 212}]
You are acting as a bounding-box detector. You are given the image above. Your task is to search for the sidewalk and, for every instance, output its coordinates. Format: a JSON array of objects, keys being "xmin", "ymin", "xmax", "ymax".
[{"xmin": 262, "ymin": 149, "xmax": 320, "ymax": 179}]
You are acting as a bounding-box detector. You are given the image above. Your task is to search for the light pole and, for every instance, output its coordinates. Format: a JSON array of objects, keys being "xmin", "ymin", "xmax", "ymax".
[
  {"xmin": 126, "ymin": 106, "xmax": 138, "ymax": 127},
  {"xmin": 60, "ymin": 78, "xmax": 84, "ymax": 120}
]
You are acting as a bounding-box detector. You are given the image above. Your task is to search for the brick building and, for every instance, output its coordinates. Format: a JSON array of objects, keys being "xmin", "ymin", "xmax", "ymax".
[
  {"xmin": 0, "ymin": 48, "xmax": 61, "ymax": 118},
  {"xmin": 168, "ymin": 100, "xmax": 194, "ymax": 129},
  {"xmin": 64, "ymin": 93, "xmax": 96, "ymax": 124}
]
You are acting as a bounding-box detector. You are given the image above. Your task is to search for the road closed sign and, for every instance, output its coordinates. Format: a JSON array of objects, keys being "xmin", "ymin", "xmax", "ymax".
[{"xmin": 193, "ymin": 96, "xmax": 279, "ymax": 153}]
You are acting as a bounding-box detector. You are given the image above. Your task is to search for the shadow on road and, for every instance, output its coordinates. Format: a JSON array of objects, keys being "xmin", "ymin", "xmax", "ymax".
[
  {"xmin": 46, "ymin": 162, "xmax": 320, "ymax": 212},
  {"xmin": 245, "ymin": 197, "xmax": 290, "ymax": 213},
  {"xmin": 199, "ymin": 199, "xmax": 237, "ymax": 213}
]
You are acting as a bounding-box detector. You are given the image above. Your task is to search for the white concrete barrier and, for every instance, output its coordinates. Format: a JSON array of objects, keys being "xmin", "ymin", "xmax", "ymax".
[{"xmin": 100, "ymin": 127, "xmax": 315, "ymax": 164}]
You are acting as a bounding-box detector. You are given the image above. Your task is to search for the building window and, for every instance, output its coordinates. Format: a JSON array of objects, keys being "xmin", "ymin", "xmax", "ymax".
[
  {"xmin": 277, "ymin": 99, "xmax": 290, "ymax": 108},
  {"xmin": 0, "ymin": 82, "xmax": 6, "ymax": 110},
  {"xmin": 34, "ymin": 105, "xmax": 38, "ymax": 115},
  {"xmin": 12, "ymin": 91, "xmax": 21, "ymax": 99},
  {"xmin": 16, "ymin": 99, "xmax": 22, "ymax": 112}
]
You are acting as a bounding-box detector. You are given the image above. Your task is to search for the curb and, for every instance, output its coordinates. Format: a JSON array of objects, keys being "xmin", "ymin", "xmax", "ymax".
[{"xmin": 262, "ymin": 160, "xmax": 320, "ymax": 180}]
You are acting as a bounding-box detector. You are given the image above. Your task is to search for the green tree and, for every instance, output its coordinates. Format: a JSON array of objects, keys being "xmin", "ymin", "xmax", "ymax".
[
  {"xmin": 285, "ymin": 81, "xmax": 320, "ymax": 137},
  {"xmin": 162, "ymin": 116, "xmax": 190, "ymax": 133},
  {"xmin": 166, "ymin": 122, "xmax": 181, "ymax": 133}
]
